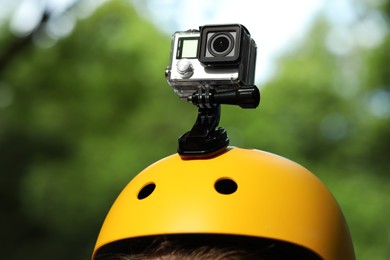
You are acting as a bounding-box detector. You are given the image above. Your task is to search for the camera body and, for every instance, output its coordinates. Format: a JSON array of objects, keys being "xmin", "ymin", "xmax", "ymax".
[{"xmin": 165, "ymin": 24, "xmax": 257, "ymax": 100}]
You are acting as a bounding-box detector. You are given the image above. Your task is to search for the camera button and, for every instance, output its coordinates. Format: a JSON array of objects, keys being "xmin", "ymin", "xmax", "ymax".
[{"xmin": 176, "ymin": 59, "xmax": 194, "ymax": 78}]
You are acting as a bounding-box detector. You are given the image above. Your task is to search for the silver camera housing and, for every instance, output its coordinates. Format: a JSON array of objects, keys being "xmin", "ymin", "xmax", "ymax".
[{"xmin": 165, "ymin": 24, "xmax": 257, "ymax": 100}]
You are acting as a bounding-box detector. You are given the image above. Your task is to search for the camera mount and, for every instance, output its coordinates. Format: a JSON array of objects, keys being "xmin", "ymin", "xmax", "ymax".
[{"xmin": 178, "ymin": 85, "xmax": 260, "ymax": 157}]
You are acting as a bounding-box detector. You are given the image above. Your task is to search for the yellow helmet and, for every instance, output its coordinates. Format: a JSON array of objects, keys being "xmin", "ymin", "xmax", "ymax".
[{"xmin": 92, "ymin": 147, "xmax": 354, "ymax": 259}]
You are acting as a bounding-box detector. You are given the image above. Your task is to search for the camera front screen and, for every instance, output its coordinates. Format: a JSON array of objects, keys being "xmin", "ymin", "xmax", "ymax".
[{"xmin": 177, "ymin": 38, "xmax": 199, "ymax": 59}]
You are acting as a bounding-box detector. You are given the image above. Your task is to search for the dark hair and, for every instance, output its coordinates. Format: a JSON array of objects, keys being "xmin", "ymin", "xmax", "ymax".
[{"xmin": 94, "ymin": 234, "xmax": 321, "ymax": 260}]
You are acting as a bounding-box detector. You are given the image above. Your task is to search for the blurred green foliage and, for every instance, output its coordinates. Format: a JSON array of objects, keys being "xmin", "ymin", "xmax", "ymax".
[{"xmin": 0, "ymin": 0, "xmax": 389, "ymax": 259}]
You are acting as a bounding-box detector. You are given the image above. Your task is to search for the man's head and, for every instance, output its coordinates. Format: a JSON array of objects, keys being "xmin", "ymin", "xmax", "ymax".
[{"xmin": 94, "ymin": 234, "xmax": 321, "ymax": 260}]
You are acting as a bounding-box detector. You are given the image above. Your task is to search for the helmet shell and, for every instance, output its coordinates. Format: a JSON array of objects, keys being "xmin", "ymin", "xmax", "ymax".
[{"xmin": 93, "ymin": 148, "xmax": 354, "ymax": 259}]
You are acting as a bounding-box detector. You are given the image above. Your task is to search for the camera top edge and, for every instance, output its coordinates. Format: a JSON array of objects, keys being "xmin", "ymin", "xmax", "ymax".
[
  {"xmin": 199, "ymin": 23, "xmax": 250, "ymax": 34},
  {"xmin": 171, "ymin": 24, "xmax": 251, "ymax": 36}
]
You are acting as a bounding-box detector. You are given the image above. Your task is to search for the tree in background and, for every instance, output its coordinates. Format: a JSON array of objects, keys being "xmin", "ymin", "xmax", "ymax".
[
  {"xmin": 228, "ymin": 1, "xmax": 390, "ymax": 258},
  {"xmin": 0, "ymin": 1, "xmax": 181, "ymax": 259},
  {"xmin": 0, "ymin": 0, "xmax": 389, "ymax": 259}
]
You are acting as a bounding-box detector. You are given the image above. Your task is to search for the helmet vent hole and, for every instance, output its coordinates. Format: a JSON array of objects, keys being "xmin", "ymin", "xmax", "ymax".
[
  {"xmin": 137, "ymin": 183, "xmax": 156, "ymax": 200},
  {"xmin": 215, "ymin": 178, "xmax": 237, "ymax": 195}
]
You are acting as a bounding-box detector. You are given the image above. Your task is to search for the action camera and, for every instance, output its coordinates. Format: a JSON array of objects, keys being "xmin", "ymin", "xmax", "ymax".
[
  {"xmin": 165, "ymin": 24, "xmax": 259, "ymax": 156},
  {"xmin": 165, "ymin": 24, "xmax": 257, "ymax": 101}
]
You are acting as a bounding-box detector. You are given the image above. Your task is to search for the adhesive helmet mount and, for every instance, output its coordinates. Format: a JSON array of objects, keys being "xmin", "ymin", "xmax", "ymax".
[{"xmin": 178, "ymin": 84, "xmax": 260, "ymax": 156}]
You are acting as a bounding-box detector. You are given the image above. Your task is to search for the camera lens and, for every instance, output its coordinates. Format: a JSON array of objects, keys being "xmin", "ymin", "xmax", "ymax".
[
  {"xmin": 209, "ymin": 32, "xmax": 234, "ymax": 57},
  {"xmin": 213, "ymin": 36, "xmax": 230, "ymax": 52}
]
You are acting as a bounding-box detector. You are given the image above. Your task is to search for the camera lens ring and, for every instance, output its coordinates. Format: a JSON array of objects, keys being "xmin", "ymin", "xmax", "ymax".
[{"xmin": 208, "ymin": 32, "xmax": 234, "ymax": 57}]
